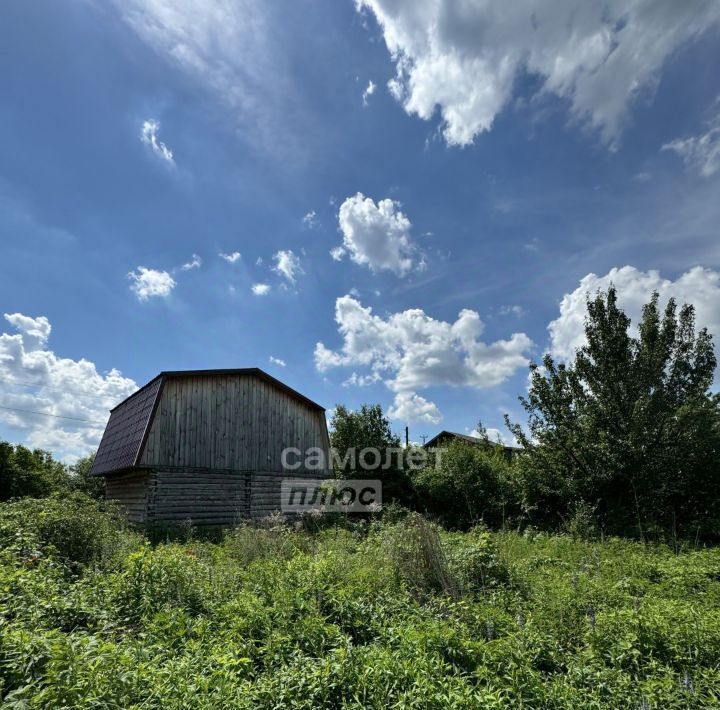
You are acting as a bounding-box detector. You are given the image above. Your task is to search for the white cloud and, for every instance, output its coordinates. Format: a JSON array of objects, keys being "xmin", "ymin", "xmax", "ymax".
[
  {"xmin": 336, "ymin": 193, "xmax": 419, "ymax": 276},
  {"xmin": 315, "ymin": 294, "xmax": 532, "ymax": 423},
  {"xmin": 302, "ymin": 211, "xmax": 318, "ymax": 228},
  {"xmin": 269, "ymin": 355, "xmax": 286, "ymax": 367},
  {"xmin": 219, "ymin": 251, "xmax": 242, "ymax": 263},
  {"xmin": 115, "ymin": 0, "xmax": 309, "ymax": 157},
  {"xmin": 140, "ymin": 119, "xmax": 174, "ymax": 165},
  {"xmin": 357, "ymin": 0, "xmax": 720, "ymax": 146},
  {"xmin": 128, "ymin": 267, "xmax": 176, "ymax": 301},
  {"xmin": 180, "ymin": 253, "xmax": 202, "ymax": 271},
  {"xmin": 272, "ymin": 249, "xmax": 303, "ymax": 284},
  {"xmin": 499, "ymin": 304, "xmax": 525, "ymax": 318},
  {"xmin": 0, "ymin": 313, "xmax": 138, "ymax": 461},
  {"xmin": 342, "ymin": 371, "xmax": 381, "ymax": 387},
  {"xmin": 662, "ymin": 118, "xmax": 720, "ymax": 177},
  {"xmin": 388, "ymin": 392, "xmax": 441, "ymax": 424},
  {"xmin": 3, "ymin": 313, "xmax": 52, "ymax": 350},
  {"xmin": 549, "ymin": 266, "xmax": 720, "ymax": 361},
  {"xmin": 469, "ymin": 426, "xmax": 517, "ymax": 447},
  {"xmin": 362, "ymin": 79, "xmax": 376, "ymax": 106},
  {"xmin": 252, "ymin": 283, "xmax": 271, "ymax": 295}
]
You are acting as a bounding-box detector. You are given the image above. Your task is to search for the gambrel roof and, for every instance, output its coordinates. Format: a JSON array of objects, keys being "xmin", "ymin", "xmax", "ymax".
[{"xmin": 90, "ymin": 368, "xmax": 325, "ymax": 476}]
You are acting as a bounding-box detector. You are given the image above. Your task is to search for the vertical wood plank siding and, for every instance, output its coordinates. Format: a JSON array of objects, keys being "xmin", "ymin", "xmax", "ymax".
[{"xmin": 140, "ymin": 374, "xmax": 329, "ymax": 473}]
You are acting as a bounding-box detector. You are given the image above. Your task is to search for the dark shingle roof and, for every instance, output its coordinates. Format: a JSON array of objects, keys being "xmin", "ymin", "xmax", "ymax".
[{"xmin": 91, "ymin": 375, "xmax": 163, "ymax": 476}]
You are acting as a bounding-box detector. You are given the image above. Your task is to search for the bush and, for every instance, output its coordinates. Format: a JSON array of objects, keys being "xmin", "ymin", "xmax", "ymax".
[
  {"xmin": 413, "ymin": 441, "xmax": 517, "ymax": 530},
  {"xmin": 444, "ymin": 526, "xmax": 511, "ymax": 593},
  {"xmin": 106, "ymin": 545, "xmax": 209, "ymax": 620},
  {"xmin": 380, "ymin": 513, "xmax": 461, "ymax": 598},
  {"xmin": 0, "ymin": 493, "xmax": 133, "ymax": 567},
  {"xmin": 378, "ymin": 514, "xmax": 513, "ymax": 599}
]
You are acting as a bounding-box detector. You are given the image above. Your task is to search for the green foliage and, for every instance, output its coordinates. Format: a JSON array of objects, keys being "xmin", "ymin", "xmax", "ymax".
[
  {"xmin": 0, "ymin": 493, "xmax": 133, "ymax": 567},
  {"xmin": 0, "ymin": 442, "xmax": 69, "ymax": 501},
  {"xmin": 413, "ymin": 440, "xmax": 517, "ymax": 529},
  {"xmin": 67, "ymin": 454, "xmax": 104, "ymax": 499},
  {"xmin": 330, "ymin": 403, "xmax": 414, "ymax": 505},
  {"xmin": 2, "ymin": 497, "xmax": 719, "ymax": 707},
  {"xmin": 507, "ymin": 287, "xmax": 720, "ymax": 538}
]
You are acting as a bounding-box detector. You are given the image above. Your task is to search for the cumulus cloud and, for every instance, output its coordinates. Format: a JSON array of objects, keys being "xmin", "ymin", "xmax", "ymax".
[
  {"xmin": 128, "ymin": 267, "xmax": 176, "ymax": 301},
  {"xmin": 357, "ymin": 0, "xmax": 720, "ymax": 146},
  {"xmin": 272, "ymin": 250, "xmax": 303, "ymax": 284},
  {"xmin": 315, "ymin": 295, "xmax": 532, "ymax": 423},
  {"xmin": 252, "ymin": 283, "xmax": 271, "ymax": 295},
  {"xmin": 0, "ymin": 313, "xmax": 138, "ymax": 461},
  {"xmin": 388, "ymin": 392, "xmax": 441, "ymax": 425},
  {"xmin": 140, "ymin": 119, "xmax": 174, "ymax": 164},
  {"xmin": 662, "ymin": 117, "xmax": 720, "ymax": 177},
  {"xmin": 180, "ymin": 254, "xmax": 202, "ymax": 271},
  {"xmin": 362, "ymin": 79, "xmax": 376, "ymax": 106},
  {"xmin": 269, "ymin": 355, "xmax": 286, "ymax": 367},
  {"xmin": 219, "ymin": 251, "xmax": 242, "ymax": 263},
  {"xmin": 342, "ymin": 371, "xmax": 382, "ymax": 387},
  {"xmin": 336, "ymin": 193, "xmax": 419, "ymax": 276},
  {"xmin": 549, "ymin": 266, "xmax": 720, "ymax": 361}
]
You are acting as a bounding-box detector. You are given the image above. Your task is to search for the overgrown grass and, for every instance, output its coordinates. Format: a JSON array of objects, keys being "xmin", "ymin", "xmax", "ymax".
[{"xmin": 1, "ymin": 496, "xmax": 719, "ymax": 708}]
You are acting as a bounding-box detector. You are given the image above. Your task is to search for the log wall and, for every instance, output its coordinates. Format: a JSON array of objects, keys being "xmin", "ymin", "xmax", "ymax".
[
  {"xmin": 107, "ymin": 468, "xmax": 330, "ymax": 525},
  {"xmin": 105, "ymin": 469, "xmax": 150, "ymax": 524}
]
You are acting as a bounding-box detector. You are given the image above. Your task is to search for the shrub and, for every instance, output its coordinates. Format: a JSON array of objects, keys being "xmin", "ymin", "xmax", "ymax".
[
  {"xmin": 413, "ymin": 440, "xmax": 516, "ymax": 530},
  {"xmin": 380, "ymin": 513, "xmax": 462, "ymax": 598},
  {"xmin": 106, "ymin": 545, "xmax": 208, "ymax": 620},
  {"xmin": 0, "ymin": 493, "xmax": 133, "ymax": 567},
  {"xmin": 444, "ymin": 526, "xmax": 511, "ymax": 593}
]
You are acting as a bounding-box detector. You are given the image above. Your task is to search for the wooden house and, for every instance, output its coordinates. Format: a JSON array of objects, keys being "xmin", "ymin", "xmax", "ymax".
[
  {"xmin": 423, "ymin": 430, "xmax": 519, "ymax": 459},
  {"xmin": 90, "ymin": 369, "xmax": 331, "ymax": 525}
]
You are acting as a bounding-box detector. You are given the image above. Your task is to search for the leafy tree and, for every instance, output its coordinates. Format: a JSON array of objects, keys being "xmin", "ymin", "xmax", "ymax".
[
  {"xmin": 413, "ymin": 439, "xmax": 516, "ymax": 530},
  {"xmin": 506, "ymin": 287, "xmax": 720, "ymax": 537},
  {"xmin": 0, "ymin": 441, "xmax": 69, "ymax": 500},
  {"xmin": 69, "ymin": 453, "xmax": 104, "ymax": 499},
  {"xmin": 329, "ymin": 404, "xmax": 413, "ymax": 505}
]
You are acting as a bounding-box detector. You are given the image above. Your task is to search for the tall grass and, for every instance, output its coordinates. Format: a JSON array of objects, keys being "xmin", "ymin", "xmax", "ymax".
[{"xmin": 1, "ymin": 497, "xmax": 719, "ymax": 708}]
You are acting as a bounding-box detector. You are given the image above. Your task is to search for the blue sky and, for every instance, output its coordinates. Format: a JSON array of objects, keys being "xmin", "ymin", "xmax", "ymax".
[{"xmin": 1, "ymin": 0, "xmax": 720, "ymax": 459}]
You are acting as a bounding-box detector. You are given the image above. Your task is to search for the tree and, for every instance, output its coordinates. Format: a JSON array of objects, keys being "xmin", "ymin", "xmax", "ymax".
[
  {"xmin": 506, "ymin": 287, "xmax": 720, "ymax": 537},
  {"xmin": 0, "ymin": 441, "xmax": 69, "ymax": 500},
  {"xmin": 413, "ymin": 439, "xmax": 516, "ymax": 530},
  {"xmin": 329, "ymin": 404, "xmax": 413, "ymax": 505},
  {"xmin": 69, "ymin": 453, "xmax": 104, "ymax": 499}
]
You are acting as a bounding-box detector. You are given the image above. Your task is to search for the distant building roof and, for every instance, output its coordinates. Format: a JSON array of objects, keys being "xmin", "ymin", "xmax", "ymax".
[
  {"xmin": 91, "ymin": 368, "xmax": 325, "ymax": 477},
  {"xmin": 423, "ymin": 430, "xmax": 519, "ymax": 452}
]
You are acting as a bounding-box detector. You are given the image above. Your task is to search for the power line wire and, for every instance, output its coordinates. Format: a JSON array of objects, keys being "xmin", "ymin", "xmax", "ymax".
[
  {"xmin": 0, "ymin": 404, "xmax": 106, "ymax": 425},
  {"xmin": 0, "ymin": 376, "xmax": 128, "ymax": 403}
]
